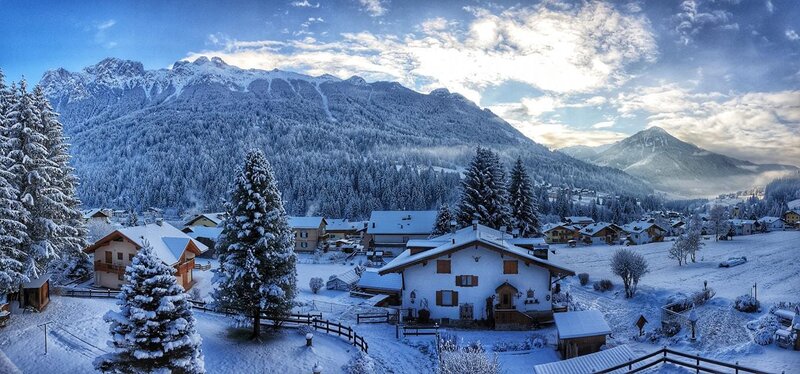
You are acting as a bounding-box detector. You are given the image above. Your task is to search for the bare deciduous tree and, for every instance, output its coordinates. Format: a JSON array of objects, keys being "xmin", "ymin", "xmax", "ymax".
[{"xmin": 611, "ymin": 248, "xmax": 649, "ymax": 298}]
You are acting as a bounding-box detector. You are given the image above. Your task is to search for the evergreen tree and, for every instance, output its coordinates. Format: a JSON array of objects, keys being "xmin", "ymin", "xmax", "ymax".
[
  {"xmin": 508, "ymin": 158, "xmax": 540, "ymax": 237},
  {"xmin": 456, "ymin": 148, "xmax": 510, "ymax": 229},
  {"xmin": 432, "ymin": 203, "xmax": 454, "ymax": 236},
  {"xmin": 33, "ymin": 86, "xmax": 90, "ymax": 280},
  {"xmin": 214, "ymin": 150, "xmax": 297, "ymax": 339},
  {"xmin": 95, "ymin": 243, "xmax": 204, "ymax": 373},
  {"xmin": 0, "ymin": 71, "xmax": 28, "ymax": 293},
  {"xmin": 7, "ymin": 79, "xmax": 58, "ymax": 279},
  {"xmin": 125, "ymin": 210, "xmax": 138, "ymax": 227}
]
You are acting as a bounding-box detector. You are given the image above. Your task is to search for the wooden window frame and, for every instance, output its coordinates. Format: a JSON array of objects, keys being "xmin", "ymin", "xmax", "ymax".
[
  {"xmin": 117, "ymin": 252, "xmax": 123, "ymax": 261},
  {"xmin": 503, "ymin": 260, "xmax": 519, "ymax": 274},
  {"xmin": 105, "ymin": 251, "xmax": 112, "ymax": 264},
  {"xmin": 436, "ymin": 290, "xmax": 459, "ymax": 307},
  {"xmin": 436, "ymin": 260, "xmax": 451, "ymax": 274},
  {"xmin": 455, "ymin": 275, "xmax": 478, "ymax": 287}
]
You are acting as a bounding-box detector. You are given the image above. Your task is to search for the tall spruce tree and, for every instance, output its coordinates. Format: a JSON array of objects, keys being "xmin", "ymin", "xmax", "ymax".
[
  {"xmin": 508, "ymin": 157, "xmax": 541, "ymax": 237},
  {"xmin": 95, "ymin": 243, "xmax": 204, "ymax": 373},
  {"xmin": 456, "ymin": 147, "xmax": 510, "ymax": 229},
  {"xmin": 214, "ymin": 150, "xmax": 297, "ymax": 339},
  {"xmin": 7, "ymin": 79, "xmax": 59, "ymax": 279},
  {"xmin": 33, "ymin": 86, "xmax": 91, "ymax": 280},
  {"xmin": 0, "ymin": 71, "xmax": 28, "ymax": 293},
  {"xmin": 432, "ymin": 203, "xmax": 454, "ymax": 236}
]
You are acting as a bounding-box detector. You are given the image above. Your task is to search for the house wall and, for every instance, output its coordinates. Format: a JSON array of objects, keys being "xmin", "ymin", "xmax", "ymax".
[
  {"xmin": 371, "ymin": 233, "xmax": 430, "ymax": 255},
  {"xmin": 399, "ymin": 244, "xmax": 552, "ymax": 321},
  {"xmin": 293, "ymin": 225, "xmax": 325, "ymax": 253},
  {"xmin": 545, "ymin": 228, "xmax": 578, "ymax": 244},
  {"xmin": 190, "ymin": 217, "xmax": 219, "ymax": 228},
  {"xmin": 92, "ymin": 239, "xmax": 195, "ymax": 289}
]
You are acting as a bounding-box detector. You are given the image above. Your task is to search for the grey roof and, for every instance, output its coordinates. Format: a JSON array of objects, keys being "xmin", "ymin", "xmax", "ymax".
[
  {"xmin": 357, "ymin": 270, "xmax": 401, "ymax": 292},
  {"xmin": 287, "ymin": 216, "xmax": 326, "ymax": 229},
  {"xmin": 534, "ymin": 345, "xmax": 637, "ymax": 374},
  {"xmin": 367, "ymin": 210, "xmax": 437, "ymax": 235},
  {"xmin": 328, "ymin": 268, "xmax": 361, "ymax": 285},
  {"xmin": 554, "ymin": 310, "xmax": 612, "ymax": 339},
  {"xmin": 325, "ymin": 218, "xmax": 364, "ymax": 231},
  {"xmin": 22, "ymin": 274, "xmax": 50, "ymax": 289}
]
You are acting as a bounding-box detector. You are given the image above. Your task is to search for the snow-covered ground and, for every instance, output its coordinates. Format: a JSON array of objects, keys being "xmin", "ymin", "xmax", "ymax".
[{"xmin": 3, "ymin": 232, "xmax": 797, "ymax": 373}]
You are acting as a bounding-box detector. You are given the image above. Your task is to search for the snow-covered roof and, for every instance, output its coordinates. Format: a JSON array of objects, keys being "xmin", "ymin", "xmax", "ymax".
[
  {"xmin": 554, "ymin": 310, "xmax": 612, "ymax": 339},
  {"xmin": 184, "ymin": 226, "xmax": 224, "ymax": 240},
  {"xmin": 564, "ymin": 216, "xmax": 594, "ymax": 224},
  {"xmin": 357, "ymin": 270, "xmax": 401, "ymax": 292},
  {"xmin": 82, "ymin": 208, "xmax": 110, "ymax": 219},
  {"xmin": 533, "ymin": 345, "xmax": 637, "ymax": 374},
  {"xmin": 287, "ymin": 216, "xmax": 326, "ymax": 229},
  {"xmin": 728, "ymin": 219, "xmax": 755, "ymax": 225},
  {"xmin": 367, "ymin": 210, "xmax": 437, "ymax": 235},
  {"xmin": 579, "ymin": 222, "xmax": 619, "ymax": 236},
  {"xmin": 621, "ymin": 221, "xmax": 666, "ymax": 234},
  {"xmin": 87, "ymin": 222, "xmax": 208, "ymax": 265},
  {"xmin": 506, "ymin": 237, "xmax": 548, "ymax": 246},
  {"xmin": 379, "ymin": 224, "xmax": 574, "ymax": 276},
  {"xmin": 185, "ymin": 212, "xmax": 226, "ymax": 226},
  {"xmin": 325, "ymin": 218, "xmax": 364, "ymax": 231},
  {"xmin": 329, "ymin": 268, "xmax": 361, "ymax": 285},
  {"xmin": 542, "ymin": 223, "xmax": 580, "ymax": 233},
  {"xmin": 406, "ymin": 239, "xmax": 443, "ymax": 248},
  {"xmin": 757, "ymin": 216, "xmax": 784, "ymax": 224},
  {"xmin": 22, "ymin": 274, "xmax": 50, "ymax": 289}
]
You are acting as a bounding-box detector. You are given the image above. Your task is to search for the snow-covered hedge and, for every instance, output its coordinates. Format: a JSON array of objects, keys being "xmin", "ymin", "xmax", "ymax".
[
  {"xmin": 491, "ymin": 334, "xmax": 547, "ymax": 352},
  {"xmin": 343, "ymin": 351, "xmax": 376, "ymax": 374},
  {"xmin": 578, "ymin": 273, "xmax": 590, "ymax": 286},
  {"xmin": 747, "ymin": 314, "xmax": 781, "ymax": 345},
  {"xmin": 309, "ymin": 277, "xmax": 324, "ymax": 294},
  {"xmin": 438, "ymin": 347, "xmax": 501, "ymax": 374},
  {"xmin": 593, "ymin": 279, "xmax": 613, "ymax": 292},
  {"xmin": 734, "ymin": 295, "xmax": 760, "ymax": 313}
]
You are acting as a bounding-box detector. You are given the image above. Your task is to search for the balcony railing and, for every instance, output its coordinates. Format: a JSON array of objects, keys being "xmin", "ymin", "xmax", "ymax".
[{"xmin": 95, "ymin": 261, "xmax": 125, "ymax": 275}]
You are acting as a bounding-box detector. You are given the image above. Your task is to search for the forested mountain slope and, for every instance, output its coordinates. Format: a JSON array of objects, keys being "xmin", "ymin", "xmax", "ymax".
[{"xmin": 40, "ymin": 57, "xmax": 651, "ymax": 217}]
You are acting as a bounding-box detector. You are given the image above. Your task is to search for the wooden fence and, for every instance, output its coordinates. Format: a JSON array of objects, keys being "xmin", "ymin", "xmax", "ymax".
[
  {"xmin": 63, "ymin": 289, "xmax": 120, "ymax": 298},
  {"xmin": 400, "ymin": 324, "xmax": 440, "ymax": 337},
  {"xmin": 193, "ymin": 263, "xmax": 212, "ymax": 271},
  {"xmin": 597, "ymin": 347, "xmax": 773, "ymax": 374},
  {"xmin": 312, "ymin": 319, "xmax": 369, "ymax": 354},
  {"xmin": 356, "ymin": 311, "xmax": 397, "ymax": 324}
]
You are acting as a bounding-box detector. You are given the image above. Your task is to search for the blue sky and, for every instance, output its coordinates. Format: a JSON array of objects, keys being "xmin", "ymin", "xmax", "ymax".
[{"xmin": 1, "ymin": 0, "xmax": 798, "ymax": 165}]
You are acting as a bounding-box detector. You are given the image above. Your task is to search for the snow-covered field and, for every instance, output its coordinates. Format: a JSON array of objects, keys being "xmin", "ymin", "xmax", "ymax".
[{"xmin": 2, "ymin": 231, "xmax": 798, "ymax": 373}]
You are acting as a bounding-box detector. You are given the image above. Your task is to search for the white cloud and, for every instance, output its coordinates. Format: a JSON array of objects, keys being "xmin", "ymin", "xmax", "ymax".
[
  {"xmin": 358, "ymin": 0, "xmax": 387, "ymax": 17},
  {"xmin": 786, "ymin": 29, "xmax": 799, "ymax": 41},
  {"xmin": 93, "ymin": 19, "xmax": 117, "ymax": 49},
  {"xmin": 673, "ymin": 0, "xmax": 738, "ymax": 45},
  {"xmin": 186, "ymin": 2, "xmax": 656, "ymax": 104},
  {"xmin": 291, "ymin": 0, "xmax": 319, "ymax": 8},
  {"xmin": 591, "ymin": 120, "xmax": 615, "ymax": 129}
]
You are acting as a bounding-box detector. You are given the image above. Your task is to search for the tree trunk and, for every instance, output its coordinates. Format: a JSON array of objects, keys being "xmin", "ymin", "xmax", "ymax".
[{"xmin": 252, "ymin": 308, "xmax": 261, "ymax": 339}]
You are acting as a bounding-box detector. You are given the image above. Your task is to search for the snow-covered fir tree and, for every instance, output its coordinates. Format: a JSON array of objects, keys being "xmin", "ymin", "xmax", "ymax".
[
  {"xmin": 214, "ymin": 149, "xmax": 297, "ymax": 339},
  {"xmin": 508, "ymin": 157, "xmax": 541, "ymax": 237},
  {"xmin": 456, "ymin": 148, "xmax": 510, "ymax": 229},
  {"xmin": 95, "ymin": 242, "xmax": 204, "ymax": 373},
  {"xmin": 125, "ymin": 210, "xmax": 138, "ymax": 227},
  {"xmin": 32, "ymin": 86, "xmax": 91, "ymax": 280},
  {"xmin": 685, "ymin": 214, "xmax": 704, "ymax": 263},
  {"xmin": 0, "ymin": 71, "xmax": 28, "ymax": 293},
  {"xmin": 432, "ymin": 203, "xmax": 454, "ymax": 236}
]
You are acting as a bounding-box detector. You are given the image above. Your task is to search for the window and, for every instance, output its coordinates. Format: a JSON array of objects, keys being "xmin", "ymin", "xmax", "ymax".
[
  {"xmin": 436, "ymin": 290, "xmax": 458, "ymax": 306},
  {"xmin": 117, "ymin": 252, "xmax": 123, "ymax": 260},
  {"xmin": 503, "ymin": 260, "xmax": 518, "ymax": 274},
  {"xmin": 302, "ymin": 231, "xmax": 308, "ymax": 238},
  {"xmin": 128, "ymin": 254, "xmax": 135, "ymax": 262},
  {"xmin": 436, "ymin": 260, "xmax": 451, "ymax": 274},
  {"xmin": 105, "ymin": 251, "xmax": 112, "ymax": 264},
  {"xmin": 456, "ymin": 275, "xmax": 478, "ymax": 287},
  {"xmin": 301, "ymin": 242, "xmax": 308, "ymax": 248}
]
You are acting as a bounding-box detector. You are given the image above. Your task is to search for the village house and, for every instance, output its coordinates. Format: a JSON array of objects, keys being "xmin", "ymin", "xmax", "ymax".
[
  {"xmin": 324, "ymin": 219, "xmax": 365, "ymax": 241},
  {"xmin": 288, "ymin": 216, "xmax": 327, "ymax": 253},
  {"xmin": 728, "ymin": 219, "xmax": 755, "ymax": 236},
  {"xmin": 542, "ymin": 223, "xmax": 581, "ymax": 244},
  {"xmin": 364, "ymin": 210, "xmax": 437, "ymax": 256},
  {"xmin": 356, "ymin": 270, "xmax": 402, "ymax": 305},
  {"xmin": 669, "ymin": 220, "xmax": 686, "ymax": 236},
  {"xmin": 782, "ymin": 210, "xmax": 800, "ymax": 228},
  {"xmin": 326, "ymin": 268, "xmax": 361, "ymax": 291},
  {"xmin": 757, "ymin": 216, "xmax": 786, "ymax": 232},
  {"xmin": 563, "ymin": 216, "xmax": 595, "ymax": 227},
  {"xmin": 181, "ymin": 226, "xmax": 224, "ymax": 257},
  {"xmin": 84, "ymin": 222, "xmax": 207, "ymax": 290},
  {"xmin": 553, "ymin": 310, "xmax": 612, "ymax": 359},
  {"xmin": 82, "ymin": 208, "xmax": 111, "ymax": 224},
  {"xmin": 184, "ymin": 212, "xmax": 226, "ymax": 228},
  {"xmin": 379, "ymin": 223, "xmax": 575, "ymax": 328},
  {"xmin": 578, "ymin": 222, "xmax": 623, "ymax": 245},
  {"xmin": 622, "ymin": 221, "xmax": 667, "ymax": 245}
]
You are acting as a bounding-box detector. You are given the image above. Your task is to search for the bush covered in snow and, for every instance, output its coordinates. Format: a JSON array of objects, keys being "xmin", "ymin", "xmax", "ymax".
[
  {"xmin": 593, "ymin": 279, "xmax": 613, "ymax": 292},
  {"xmin": 610, "ymin": 248, "xmax": 649, "ymax": 298},
  {"xmin": 438, "ymin": 347, "xmax": 501, "ymax": 374},
  {"xmin": 578, "ymin": 273, "xmax": 589, "ymax": 286},
  {"xmin": 343, "ymin": 351, "xmax": 377, "ymax": 374},
  {"xmin": 747, "ymin": 314, "xmax": 781, "ymax": 345},
  {"xmin": 734, "ymin": 294, "xmax": 760, "ymax": 313},
  {"xmin": 491, "ymin": 333, "xmax": 547, "ymax": 352},
  {"xmin": 310, "ymin": 277, "xmax": 324, "ymax": 294}
]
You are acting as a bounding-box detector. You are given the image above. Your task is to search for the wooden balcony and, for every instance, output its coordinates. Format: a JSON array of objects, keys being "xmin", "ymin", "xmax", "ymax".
[{"xmin": 95, "ymin": 261, "xmax": 125, "ymax": 275}]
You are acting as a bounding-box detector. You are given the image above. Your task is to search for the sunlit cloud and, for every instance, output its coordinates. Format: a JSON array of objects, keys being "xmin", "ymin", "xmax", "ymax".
[
  {"xmin": 291, "ymin": 0, "xmax": 319, "ymax": 8},
  {"xmin": 358, "ymin": 0, "xmax": 387, "ymax": 17}
]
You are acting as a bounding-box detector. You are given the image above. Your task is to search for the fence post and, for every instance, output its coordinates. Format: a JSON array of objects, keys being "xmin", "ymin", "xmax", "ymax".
[
  {"xmin": 695, "ymin": 354, "xmax": 699, "ymax": 374},
  {"xmin": 735, "ymin": 362, "xmax": 738, "ymax": 374},
  {"xmin": 396, "ymin": 323, "xmax": 399, "ymax": 339}
]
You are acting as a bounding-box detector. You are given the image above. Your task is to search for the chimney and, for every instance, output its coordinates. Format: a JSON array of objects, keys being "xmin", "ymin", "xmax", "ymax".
[
  {"xmin": 449, "ymin": 220, "xmax": 457, "ymax": 234},
  {"xmin": 471, "ymin": 219, "xmax": 478, "ymax": 231},
  {"xmin": 372, "ymin": 222, "xmax": 375, "ymax": 228}
]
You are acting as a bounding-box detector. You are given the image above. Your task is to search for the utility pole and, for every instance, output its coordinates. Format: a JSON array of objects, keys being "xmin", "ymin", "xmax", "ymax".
[{"xmin": 37, "ymin": 321, "xmax": 55, "ymax": 355}]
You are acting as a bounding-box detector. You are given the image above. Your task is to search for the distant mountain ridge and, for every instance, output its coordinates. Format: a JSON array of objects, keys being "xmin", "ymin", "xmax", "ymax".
[
  {"xmin": 38, "ymin": 57, "xmax": 651, "ymax": 216},
  {"xmin": 562, "ymin": 126, "xmax": 798, "ymax": 197}
]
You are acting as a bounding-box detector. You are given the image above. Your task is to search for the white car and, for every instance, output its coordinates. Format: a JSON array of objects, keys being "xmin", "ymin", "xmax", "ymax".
[{"xmin": 719, "ymin": 257, "xmax": 747, "ymax": 268}]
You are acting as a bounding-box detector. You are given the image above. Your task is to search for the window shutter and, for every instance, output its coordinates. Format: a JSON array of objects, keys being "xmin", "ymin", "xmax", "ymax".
[
  {"xmin": 472, "ymin": 276, "xmax": 478, "ymax": 286},
  {"xmin": 452, "ymin": 291, "xmax": 458, "ymax": 306},
  {"xmin": 455, "ymin": 276, "xmax": 462, "ymax": 286},
  {"xmin": 436, "ymin": 291, "xmax": 443, "ymax": 306},
  {"xmin": 437, "ymin": 260, "xmax": 451, "ymax": 274}
]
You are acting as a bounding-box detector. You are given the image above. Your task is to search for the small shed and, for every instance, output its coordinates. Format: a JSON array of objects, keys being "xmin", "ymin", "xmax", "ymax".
[
  {"xmin": 554, "ymin": 310, "xmax": 612, "ymax": 359},
  {"xmin": 534, "ymin": 345, "xmax": 637, "ymax": 374},
  {"xmin": 20, "ymin": 275, "xmax": 50, "ymax": 312},
  {"xmin": 357, "ymin": 270, "xmax": 402, "ymax": 305},
  {"xmin": 326, "ymin": 268, "xmax": 361, "ymax": 291}
]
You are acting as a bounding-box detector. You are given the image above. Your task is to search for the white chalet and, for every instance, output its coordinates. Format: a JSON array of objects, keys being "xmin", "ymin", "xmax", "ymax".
[
  {"xmin": 622, "ymin": 221, "xmax": 667, "ymax": 245},
  {"xmin": 379, "ymin": 224, "xmax": 574, "ymax": 328},
  {"xmin": 365, "ymin": 210, "xmax": 437, "ymax": 256},
  {"xmin": 728, "ymin": 219, "xmax": 755, "ymax": 236},
  {"xmin": 757, "ymin": 216, "xmax": 786, "ymax": 232}
]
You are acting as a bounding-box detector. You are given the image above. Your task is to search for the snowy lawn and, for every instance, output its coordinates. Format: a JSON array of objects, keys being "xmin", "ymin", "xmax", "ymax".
[{"xmin": 0, "ymin": 296, "xmax": 357, "ymax": 373}]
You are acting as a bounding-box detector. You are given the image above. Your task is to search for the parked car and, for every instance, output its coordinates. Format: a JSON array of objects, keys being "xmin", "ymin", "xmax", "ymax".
[{"xmin": 719, "ymin": 257, "xmax": 747, "ymax": 268}]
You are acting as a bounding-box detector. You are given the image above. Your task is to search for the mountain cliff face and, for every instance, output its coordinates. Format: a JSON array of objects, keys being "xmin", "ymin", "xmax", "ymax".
[
  {"xmin": 567, "ymin": 127, "xmax": 797, "ymax": 197},
  {"xmin": 39, "ymin": 57, "xmax": 651, "ymax": 216}
]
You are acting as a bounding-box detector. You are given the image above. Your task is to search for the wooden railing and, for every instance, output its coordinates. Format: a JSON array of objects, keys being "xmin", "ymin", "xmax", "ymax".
[
  {"xmin": 401, "ymin": 324, "xmax": 440, "ymax": 337},
  {"xmin": 63, "ymin": 289, "xmax": 121, "ymax": 298},
  {"xmin": 193, "ymin": 263, "xmax": 212, "ymax": 271},
  {"xmin": 312, "ymin": 319, "xmax": 369, "ymax": 354},
  {"xmin": 94, "ymin": 261, "xmax": 125, "ymax": 275},
  {"xmin": 494, "ymin": 308, "xmax": 533, "ymax": 325},
  {"xmin": 356, "ymin": 311, "xmax": 398, "ymax": 324},
  {"xmin": 596, "ymin": 347, "xmax": 773, "ymax": 374}
]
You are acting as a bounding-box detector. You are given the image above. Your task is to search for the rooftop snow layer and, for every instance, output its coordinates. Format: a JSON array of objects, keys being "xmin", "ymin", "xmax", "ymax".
[
  {"xmin": 367, "ymin": 210, "xmax": 437, "ymax": 235},
  {"xmin": 554, "ymin": 310, "xmax": 612, "ymax": 339},
  {"xmin": 185, "ymin": 226, "xmax": 224, "ymax": 239},
  {"xmin": 533, "ymin": 345, "xmax": 637, "ymax": 374},
  {"xmin": 115, "ymin": 222, "xmax": 208, "ymax": 264},
  {"xmin": 287, "ymin": 216, "xmax": 325, "ymax": 229},
  {"xmin": 325, "ymin": 218, "xmax": 364, "ymax": 231},
  {"xmin": 357, "ymin": 270, "xmax": 401, "ymax": 292}
]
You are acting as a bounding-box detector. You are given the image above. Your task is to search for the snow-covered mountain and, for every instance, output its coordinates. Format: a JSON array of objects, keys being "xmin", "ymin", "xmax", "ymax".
[
  {"xmin": 565, "ymin": 127, "xmax": 798, "ymax": 198},
  {"xmin": 39, "ymin": 57, "xmax": 651, "ymax": 216}
]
